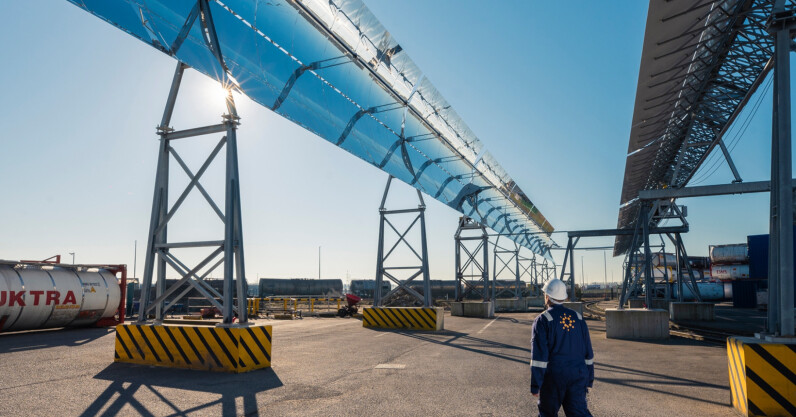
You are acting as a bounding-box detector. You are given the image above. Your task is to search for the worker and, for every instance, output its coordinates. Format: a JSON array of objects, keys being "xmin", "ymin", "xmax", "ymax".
[{"xmin": 530, "ymin": 278, "xmax": 594, "ymax": 417}]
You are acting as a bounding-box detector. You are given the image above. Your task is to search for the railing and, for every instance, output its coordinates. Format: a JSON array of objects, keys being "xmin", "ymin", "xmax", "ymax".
[{"xmin": 249, "ymin": 297, "xmax": 345, "ymax": 317}]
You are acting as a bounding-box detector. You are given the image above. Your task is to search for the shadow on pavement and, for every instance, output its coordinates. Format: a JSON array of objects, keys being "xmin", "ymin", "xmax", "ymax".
[
  {"xmin": 80, "ymin": 363, "xmax": 283, "ymax": 417},
  {"xmin": 0, "ymin": 327, "xmax": 113, "ymax": 353},
  {"xmin": 394, "ymin": 329, "xmax": 530, "ymax": 364},
  {"xmin": 595, "ymin": 362, "xmax": 729, "ymax": 407}
]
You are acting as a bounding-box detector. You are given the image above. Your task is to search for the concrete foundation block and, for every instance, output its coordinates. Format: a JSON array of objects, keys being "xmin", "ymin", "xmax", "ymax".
[
  {"xmin": 115, "ymin": 323, "xmax": 272, "ymax": 373},
  {"xmin": 605, "ymin": 308, "xmax": 669, "ymax": 339},
  {"xmin": 362, "ymin": 307, "xmax": 443, "ymax": 331},
  {"xmin": 562, "ymin": 302, "xmax": 583, "ymax": 316},
  {"xmin": 669, "ymin": 302, "xmax": 714, "ymax": 321},
  {"xmin": 727, "ymin": 336, "xmax": 796, "ymax": 416},
  {"xmin": 526, "ymin": 297, "xmax": 545, "ymax": 308},
  {"xmin": 626, "ymin": 299, "xmax": 670, "ymax": 310},
  {"xmin": 450, "ymin": 301, "xmax": 494, "ymax": 318},
  {"xmin": 495, "ymin": 298, "xmax": 525, "ymax": 312},
  {"xmin": 628, "ymin": 299, "xmax": 644, "ymax": 308}
]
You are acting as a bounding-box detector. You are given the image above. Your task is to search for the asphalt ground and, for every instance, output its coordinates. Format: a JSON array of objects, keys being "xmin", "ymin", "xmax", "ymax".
[{"xmin": 0, "ymin": 311, "xmax": 733, "ymax": 416}]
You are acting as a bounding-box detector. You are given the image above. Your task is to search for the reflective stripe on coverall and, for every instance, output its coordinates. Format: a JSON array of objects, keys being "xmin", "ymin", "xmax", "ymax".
[{"xmin": 530, "ymin": 304, "xmax": 594, "ymax": 417}]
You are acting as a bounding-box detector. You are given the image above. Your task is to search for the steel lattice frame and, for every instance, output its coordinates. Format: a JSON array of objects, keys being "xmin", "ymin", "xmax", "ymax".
[{"xmin": 616, "ymin": 0, "xmax": 780, "ymax": 255}]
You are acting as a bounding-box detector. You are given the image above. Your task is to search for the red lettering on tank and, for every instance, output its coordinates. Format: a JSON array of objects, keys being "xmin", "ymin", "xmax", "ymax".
[
  {"xmin": 0, "ymin": 291, "xmax": 5, "ymax": 307},
  {"xmin": 46, "ymin": 291, "xmax": 60, "ymax": 305},
  {"xmin": 9, "ymin": 291, "xmax": 25, "ymax": 307},
  {"xmin": 63, "ymin": 291, "xmax": 77, "ymax": 305},
  {"xmin": 30, "ymin": 290, "xmax": 44, "ymax": 305}
]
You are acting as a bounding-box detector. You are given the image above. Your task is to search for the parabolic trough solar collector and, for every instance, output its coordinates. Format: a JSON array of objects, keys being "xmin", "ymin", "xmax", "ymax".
[{"xmin": 66, "ymin": 0, "xmax": 555, "ymax": 257}]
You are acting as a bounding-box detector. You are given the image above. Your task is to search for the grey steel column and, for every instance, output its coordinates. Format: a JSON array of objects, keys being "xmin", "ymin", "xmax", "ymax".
[
  {"xmin": 771, "ymin": 3, "xmax": 794, "ymax": 336},
  {"xmin": 373, "ymin": 176, "xmax": 391, "ymax": 307},
  {"xmin": 642, "ymin": 207, "xmax": 654, "ymax": 309},
  {"xmin": 619, "ymin": 250, "xmax": 633, "ymax": 309},
  {"xmin": 418, "ymin": 190, "xmax": 431, "ymax": 308},
  {"xmin": 138, "ymin": 62, "xmax": 185, "ymax": 323},
  {"xmin": 455, "ymin": 223, "xmax": 462, "ymax": 301},
  {"xmin": 483, "ymin": 226, "xmax": 490, "ymax": 302},
  {"xmin": 515, "ymin": 243, "xmax": 521, "ymax": 298},
  {"xmin": 569, "ymin": 238, "xmax": 576, "ymax": 301},
  {"xmin": 674, "ymin": 234, "xmax": 683, "ymax": 302},
  {"xmin": 225, "ymin": 91, "xmax": 247, "ymax": 324}
]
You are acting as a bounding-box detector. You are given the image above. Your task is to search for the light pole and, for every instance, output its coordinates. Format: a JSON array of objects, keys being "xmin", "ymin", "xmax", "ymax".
[
  {"xmin": 580, "ymin": 256, "xmax": 585, "ymax": 288},
  {"xmin": 603, "ymin": 250, "xmax": 608, "ymax": 300},
  {"xmin": 69, "ymin": 252, "xmax": 75, "ymax": 265},
  {"xmin": 133, "ymin": 240, "xmax": 137, "ymax": 278}
]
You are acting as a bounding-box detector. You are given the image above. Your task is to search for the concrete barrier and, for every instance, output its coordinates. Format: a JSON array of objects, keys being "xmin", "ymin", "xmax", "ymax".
[
  {"xmin": 450, "ymin": 301, "xmax": 494, "ymax": 318},
  {"xmin": 526, "ymin": 297, "xmax": 545, "ymax": 308},
  {"xmin": 562, "ymin": 302, "xmax": 583, "ymax": 316},
  {"xmin": 114, "ymin": 323, "xmax": 272, "ymax": 373},
  {"xmin": 494, "ymin": 298, "xmax": 526, "ymax": 312},
  {"xmin": 362, "ymin": 307, "xmax": 443, "ymax": 331},
  {"xmin": 669, "ymin": 302, "xmax": 714, "ymax": 321},
  {"xmin": 605, "ymin": 308, "xmax": 669, "ymax": 339},
  {"xmin": 727, "ymin": 336, "xmax": 796, "ymax": 416}
]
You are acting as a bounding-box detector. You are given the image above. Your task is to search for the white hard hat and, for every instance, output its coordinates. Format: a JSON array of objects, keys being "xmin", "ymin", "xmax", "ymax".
[{"xmin": 542, "ymin": 278, "xmax": 568, "ymax": 301}]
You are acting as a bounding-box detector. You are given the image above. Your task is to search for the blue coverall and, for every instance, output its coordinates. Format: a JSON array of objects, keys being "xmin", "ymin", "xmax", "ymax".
[{"xmin": 530, "ymin": 304, "xmax": 594, "ymax": 417}]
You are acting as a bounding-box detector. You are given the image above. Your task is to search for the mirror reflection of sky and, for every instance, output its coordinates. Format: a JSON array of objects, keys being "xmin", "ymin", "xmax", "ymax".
[{"xmin": 0, "ymin": 1, "xmax": 782, "ymax": 285}]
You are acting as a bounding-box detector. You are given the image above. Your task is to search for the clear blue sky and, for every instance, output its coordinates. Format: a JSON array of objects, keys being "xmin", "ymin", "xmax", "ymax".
[{"xmin": 0, "ymin": 1, "xmax": 781, "ymax": 286}]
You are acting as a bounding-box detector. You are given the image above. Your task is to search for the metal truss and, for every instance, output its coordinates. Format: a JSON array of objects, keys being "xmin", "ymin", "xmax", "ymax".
[
  {"xmin": 455, "ymin": 216, "xmax": 490, "ymax": 301},
  {"xmin": 618, "ymin": 201, "xmax": 702, "ymax": 309},
  {"xmin": 617, "ymin": 0, "xmax": 779, "ymax": 255},
  {"xmin": 492, "ymin": 236, "xmax": 521, "ymax": 299},
  {"xmin": 137, "ymin": 62, "xmax": 248, "ymax": 325},
  {"xmin": 374, "ymin": 175, "xmax": 432, "ymax": 307},
  {"xmin": 518, "ymin": 253, "xmax": 538, "ymax": 296}
]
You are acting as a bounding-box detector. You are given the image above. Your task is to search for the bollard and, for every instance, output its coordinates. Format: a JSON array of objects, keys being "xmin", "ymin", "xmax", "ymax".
[
  {"xmin": 283, "ymin": 298, "xmax": 287, "ymax": 311},
  {"xmin": 310, "ymin": 298, "xmax": 315, "ymax": 313}
]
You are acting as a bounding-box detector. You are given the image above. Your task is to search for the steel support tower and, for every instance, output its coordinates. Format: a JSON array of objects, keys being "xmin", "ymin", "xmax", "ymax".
[
  {"xmin": 137, "ymin": 62, "xmax": 248, "ymax": 325},
  {"xmin": 455, "ymin": 216, "xmax": 490, "ymax": 301},
  {"xmin": 492, "ymin": 236, "xmax": 521, "ymax": 299},
  {"xmin": 373, "ymin": 175, "xmax": 432, "ymax": 307}
]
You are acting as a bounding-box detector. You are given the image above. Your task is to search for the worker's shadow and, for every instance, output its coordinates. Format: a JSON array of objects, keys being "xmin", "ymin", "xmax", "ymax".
[{"xmin": 80, "ymin": 363, "xmax": 283, "ymax": 417}]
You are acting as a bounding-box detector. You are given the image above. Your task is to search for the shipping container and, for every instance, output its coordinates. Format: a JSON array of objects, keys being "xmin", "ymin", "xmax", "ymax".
[
  {"xmin": 746, "ymin": 230, "xmax": 796, "ymax": 305},
  {"xmin": 731, "ymin": 280, "xmax": 760, "ymax": 308},
  {"xmin": 258, "ymin": 278, "xmax": 343, "ymax": 297},
  {"xmin": 671, "ymin": 282, "xmax": 724, "ymax": 301},
  {"xmin": 688, "ymin": 257, "xmax": 710, "ymax": 270},
  {"xmin": 633, "ymin": 253, "xmax": 678, "ymax": 267},
  {"xmin": 710, "ymin": 264, "xmax": 749, "ymax": 280},
  {"xmin": 710, "ymin": 244, "xmax": 748, "ymax": 264},
  {"xmin": 349, "ymin": 279, "xmax": 391, "ymax": 298},
  {"xmin": 0, "ymin": 264, "xmax": 123, "ymax": 332},
  {"xmin": 747, "ymin": 234, "xmax": 769, "ymax": 279}
]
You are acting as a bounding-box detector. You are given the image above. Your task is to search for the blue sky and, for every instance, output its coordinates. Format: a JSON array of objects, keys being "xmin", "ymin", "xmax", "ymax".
[{"xmin": 0, "ymin": 1, "xmax": 781, "ymax": 286}]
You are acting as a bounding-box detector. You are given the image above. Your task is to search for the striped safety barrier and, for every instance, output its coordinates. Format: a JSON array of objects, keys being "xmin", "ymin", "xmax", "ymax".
[
  {"xmin": 362, "ymin": 307, "xmax": 443, "ymax": 331},
  {"xmin": 114, "ymin": 323, "xmax": 272, "ymax": 373},
  {"xmin": 727, "ymin": 336, "xmax": 796, "ymax": 416}
]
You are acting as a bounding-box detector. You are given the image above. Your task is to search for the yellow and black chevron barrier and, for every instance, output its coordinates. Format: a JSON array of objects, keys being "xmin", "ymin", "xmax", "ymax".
[
  {"xmin": 727, "ymin": 336, "xmax": 796, "ymax": 416},
  {"xmin": 362, "ymin": 307, "xmax": 444, "ymax": 331},
  {"xmin": 114, "ymin": 323, "xmax": 272, "ymax": 373}
]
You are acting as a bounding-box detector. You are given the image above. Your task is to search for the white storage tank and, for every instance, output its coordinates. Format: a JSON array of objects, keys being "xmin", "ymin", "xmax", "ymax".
[
  {"xmin": 710, "ymin": 264, "xmax": 750, "ymax": 280},
  {"xmin": 0, "ymin": 263, "xmax": 121, "ymax": 332},
  {"xmin": 709, "ymin": 244, "xmax": 748, "ymax": 264}
]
